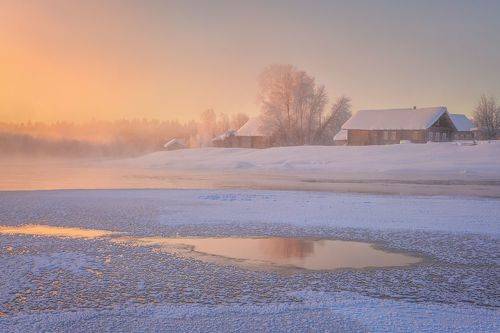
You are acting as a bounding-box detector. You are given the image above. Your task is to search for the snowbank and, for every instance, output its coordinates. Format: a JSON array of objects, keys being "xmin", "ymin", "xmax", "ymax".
[{"xmin": 118, "ymin": 141, "xmax": 500, "ymax": 179}]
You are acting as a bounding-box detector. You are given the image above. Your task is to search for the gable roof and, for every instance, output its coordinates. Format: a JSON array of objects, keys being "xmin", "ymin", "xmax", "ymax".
[
  {"xmin": 342, "ymin": 107, "xmax": 449, "ymax": 130},
  {"xmin": 164, "ymin": 138, "xmax": 186, "ymax": 150},
  {"xmin": 236, "ymin": 117, "xmax": 268, "ymax": 137},
  {"xmin": 212, "ymin": 130, "xmax": 237, "ymax": 142},
  {"xmin": 449, "ymin": 114, "xmax": 474, "ymax": 132}
]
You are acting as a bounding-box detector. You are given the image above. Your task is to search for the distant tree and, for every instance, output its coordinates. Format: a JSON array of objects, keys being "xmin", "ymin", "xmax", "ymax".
[
  {"xmin": 313, "ymin": 96, "xmax": 351, "ymax": 144},
  {"xmin": 216, "ymin": 112, "xmax": 230, "ymax": 134},
  {"xmin": 197, "ymin": 109, "xmax": 217, "ymax": 147},
  {"xmin": 473, "ymin": 94, "xmax": 500, "ymax": 139}
]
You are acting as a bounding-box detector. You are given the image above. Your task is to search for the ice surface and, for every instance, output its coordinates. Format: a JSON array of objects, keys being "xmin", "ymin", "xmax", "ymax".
[{"xmin": 0, "ymin": 189, "xmax": 498, "ymax": 332}]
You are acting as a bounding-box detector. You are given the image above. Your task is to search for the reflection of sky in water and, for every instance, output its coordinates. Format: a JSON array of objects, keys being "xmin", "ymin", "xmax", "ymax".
[
  {"xmin": 0, "ymin": 225, "xmax": 116, "ymax": 239},
  {"xmin": 0, "ymin": 225, "xmax": 421, "ymax": 270},
  {"xmin": 131, "ymin": 237, "xmax": 422, "ymax": 270}
]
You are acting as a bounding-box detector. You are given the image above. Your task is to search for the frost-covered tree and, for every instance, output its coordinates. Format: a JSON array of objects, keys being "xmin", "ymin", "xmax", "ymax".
[
  {"xmin": 473, "ymin": 94, "xmax": 500, "ymax": 139},
  {"xmin": 216, "ymin": 112, "xmax": 230, "ymax": 134},
  {"xmin": 257, "ymin": 64, "xmax": 328, "ymax": 145},
  {"xmin": 196, "ymin": 109, "xmax": 217, "ymax": 147}
]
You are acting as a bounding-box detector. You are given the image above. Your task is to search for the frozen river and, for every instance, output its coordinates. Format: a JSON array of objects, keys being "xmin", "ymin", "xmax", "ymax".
[{"xmin": 0, "ymin": 189, "xmax": 498, "ymax": 332}]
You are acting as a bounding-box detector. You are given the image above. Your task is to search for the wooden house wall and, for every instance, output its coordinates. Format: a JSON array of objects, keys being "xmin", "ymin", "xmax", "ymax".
[
  {"xmin": 347, "ymin": 130, "xmax": 427, "ymax": 145},
  {"xmin": 347, "ymin": 128, "xmax": 457, "ymax": 145},
  {"xmin": 452, "ymin": 131, "xmax": 475, "ymax": 140},
  {"xmin": 346, "ymin": 113, "xmax": 456, "ymax": 145},
  {"xmin": 213, "ymin": 136, "xmax": 270, "ymax": 148}
]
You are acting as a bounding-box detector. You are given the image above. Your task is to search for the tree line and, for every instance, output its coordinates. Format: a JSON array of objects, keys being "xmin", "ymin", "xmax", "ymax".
[{"xmin": 0, "ymin": 113, "xmax": 249, "ymax": 157}]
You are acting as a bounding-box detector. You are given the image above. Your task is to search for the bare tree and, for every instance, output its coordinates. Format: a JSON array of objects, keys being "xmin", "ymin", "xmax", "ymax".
[
  {"xmin": 305, "ymin": 85, "xmax": 328, "ymax": 144},
  {"xmin": 258, "ymin": 64, "xmax": 328, "ymax": 145},
  {"xmin": 230, "ymin": 113, "xmax": 249, "ymax": 130},
  {"xmin": 313, "ymin": 96, "xmax": 351, "ymax": 145},
  {"xmin": 473, "ymin": 94, "xmax": 500, "ymax": 140}
]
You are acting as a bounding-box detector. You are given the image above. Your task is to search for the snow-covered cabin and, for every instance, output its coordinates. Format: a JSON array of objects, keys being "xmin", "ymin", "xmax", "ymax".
[
  {"xmin": 212, "ymin": 118, "xmax": 271, "ymax": 148},
  {"xmin": 164, "ymin": 138, "xmax": 187, "ymax": 151},
  {"xmin": 341, "ymin": 107, "xmax": 457, "ymax": 145},
  {"xmin": 449, "ymin": 114, "xmax": 475, "ymax": 140},
  {"xmin": 333, "ymin": 129, "xmax": 348, "ymax": 145}
]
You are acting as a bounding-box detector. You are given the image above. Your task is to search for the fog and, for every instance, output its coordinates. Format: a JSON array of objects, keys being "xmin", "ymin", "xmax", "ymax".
[
  {"xmin": 0, "ymin": 119, "xmax": 196, "ymax": 158},
  {"xmin": 0, "ymin": 113, "xmax": 248, "ymax": 158}
]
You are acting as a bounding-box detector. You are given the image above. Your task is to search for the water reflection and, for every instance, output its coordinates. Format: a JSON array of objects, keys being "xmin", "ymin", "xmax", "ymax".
[
  {"xmin": 128, "ymin": 237, "xmax": 421, "ymax": 270},
  {"xmin": 260, "ymin": 238, "xmax": 315, "ymax": 259},
  {"xmin": 0, "ymin": 224, "xmax": 117, "ymax": 239},
  {"xmin": 0, "ymin": 224, "xmax": 422, "ymax": 270}
]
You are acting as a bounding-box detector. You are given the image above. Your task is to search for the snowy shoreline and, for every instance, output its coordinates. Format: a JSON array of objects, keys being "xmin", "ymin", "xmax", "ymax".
[
  {"xmin": 117, "ymin": 141, "xmax": 500, "ymax": 178},
  {"xmin": 1, "ymin": 142, "xmax": 500, "ymax": 197}
]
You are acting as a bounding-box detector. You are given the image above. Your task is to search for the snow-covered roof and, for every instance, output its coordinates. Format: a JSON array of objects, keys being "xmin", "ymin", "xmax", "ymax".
[
  {"xmin": 236, "ymin": 117, "xmax": 268, "ymax": 137},
  {"xmin": 212, "ymin": 130, "xmax": 237, "ymax": 142},
  {"xmin": 164, "ymin": 138, "xmax": 186, "ymax": 150},
  {"xmin": 449, "ymin": 114, "xmax": 474, "ymax": 132},
  {"xmin": 342, "ymin": 107, "xmax": 449, "ymax": 130},
  {"xmin": 333, "ymin": 129, "xmax": 347, "ymax": 141}
]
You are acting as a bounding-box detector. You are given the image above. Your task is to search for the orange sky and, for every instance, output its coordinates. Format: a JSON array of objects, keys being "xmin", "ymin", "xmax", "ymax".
[{"xmin": 1, "ymin": 0, "xmax": 499, "ymax": 122}]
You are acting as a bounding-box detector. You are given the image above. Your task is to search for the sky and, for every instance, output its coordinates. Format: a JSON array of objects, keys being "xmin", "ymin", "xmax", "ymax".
[{"xmin": 1, "ymin": 0, "xmax": 499, "ymax": 123}]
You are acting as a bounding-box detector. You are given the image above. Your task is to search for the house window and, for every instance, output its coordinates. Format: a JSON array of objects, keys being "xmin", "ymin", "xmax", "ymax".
[
  {"xmin": 428, "ymin": 132, "xmax": 433, "ymax": 141},
  {"xmin": 390, "ymin": 131, "xmax": 396, "ymax": 141},
  {"xmin": 442, "ymin": 132, "xmax": 447, "ymax": 141},
  {"xmin": 383, "ymin": 131, "xmax": 389, "ymax": 140}
]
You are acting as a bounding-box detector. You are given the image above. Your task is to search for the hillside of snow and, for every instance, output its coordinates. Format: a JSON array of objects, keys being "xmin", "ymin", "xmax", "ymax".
[{"xmin": 119, "ymin": 141, "xmax": 500, "ymax": 179}]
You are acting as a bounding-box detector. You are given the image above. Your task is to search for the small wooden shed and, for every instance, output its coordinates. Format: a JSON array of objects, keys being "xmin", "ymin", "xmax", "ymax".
[{"xmin": 212, "ymin": 118, "xmax": 271, "ymax": 148}]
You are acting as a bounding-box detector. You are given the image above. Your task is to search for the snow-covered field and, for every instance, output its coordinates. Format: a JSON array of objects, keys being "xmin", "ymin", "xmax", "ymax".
[
  {"xmin": 120, "ymin": 141, "xmax": 500, "ymax": 178},
  {"xmin": 0, "ymin": 189, "xmax": 498, "ymax": 332}
]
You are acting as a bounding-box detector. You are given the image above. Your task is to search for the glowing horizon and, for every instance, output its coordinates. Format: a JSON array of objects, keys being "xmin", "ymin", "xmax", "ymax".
[{"xmin": 1, "ymin": 0, "xmax": 499, "ymax": 123}]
